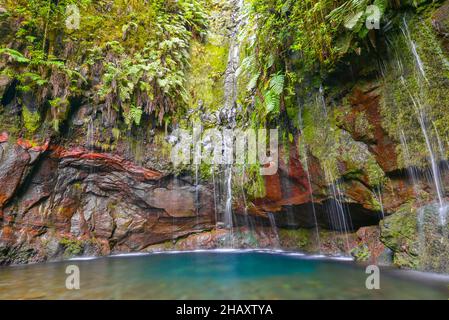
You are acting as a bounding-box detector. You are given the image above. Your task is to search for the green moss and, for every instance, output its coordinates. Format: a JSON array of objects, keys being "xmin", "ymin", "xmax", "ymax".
[
  {"xmin": 380, "ymin": 15, "xmax": 449, "ymax": 169},
  {"xmin": 302, "ymin": 98, "xmax": 387, "ymax": 189},
  {"xmin": 381, "ymin": 202, "xmax": 417, "ymax": 250},
  {"xmin": 22, "ymin": 107, "xmax": 41, "ymax": 134},
  {"xmin": 301, "ymin": 102, "xmax": 342, "ymax": 183},
  {"xmin": 153, "ymin": 130, "xmax": 173, "ymax": 162},
  {"xmin": 73, "ymin": 182, "xmax": 83, "ymax": 192},
  {"xmin": 0, "ymin": 111, "xmax": 20, "ymax": 137},
  {"xmin": 59, "ymin": 237, "xmax": 84, "ymax": 257},
  {"xmin": 350, "ymin": 244, "xmax": 371, "ymax": 262},
  {"xmin": 112, "ymin": 128, "xmax": 121, "ymax": 141},
  {"xmin": 368, "ymin": 195, "xmax": 383, "ymax": 212},
  {"xmin": 279, "ymin": 229, "xmax": 311, "ymax": 249},
  {"xmin": 354, "ymin": 111, "xmax": 375, "ymax": 141},
  {"xmin": 2, "ymin": 0, "xmax": 210, "ymax": 133},
  {"xmin": 187, "ymin": 37, "xmax": 229, "ymax": 112},
  {"xmin": 243, "ymin": 163, "xmax": 266, "ymax": 200}
]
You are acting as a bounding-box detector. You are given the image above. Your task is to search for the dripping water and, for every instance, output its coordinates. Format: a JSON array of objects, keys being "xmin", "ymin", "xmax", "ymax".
[
  {"xmin": 219, "ymin": 0, "xmax": 246, "ymax": 245},
  {"xmin": 298, "ymin": 103, "xmax": 322, "ymax": 252},
  {"xmin": 395, "ymin": 18, "xmax": 448, "ymax": 225},
  {"xmin": 267, "ymin": 212, "xmax": 280, "ymax": 248}
]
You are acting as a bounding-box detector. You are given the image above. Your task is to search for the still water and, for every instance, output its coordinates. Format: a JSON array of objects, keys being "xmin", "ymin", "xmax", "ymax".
[{"xmin": 0, "ymin": 251, "xmax": 448, "ymax": 299}]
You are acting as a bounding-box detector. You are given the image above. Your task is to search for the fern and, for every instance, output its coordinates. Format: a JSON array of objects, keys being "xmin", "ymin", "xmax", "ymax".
[
  {"xmin": 269, "ymin": 73, "xmax": 285, "ymax": 96},
  {"xmin": 264, "ymin": 89, "xmax": 280, "ymax": 114},
  {"xmin": 0, "ymin": 48, "xmax": 30, "ymax": 63}
]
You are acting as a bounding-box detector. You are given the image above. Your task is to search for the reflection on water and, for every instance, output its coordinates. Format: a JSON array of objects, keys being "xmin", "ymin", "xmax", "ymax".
[{"xmin": 0, "ymin": 251, "xmax": 448, "ymax": 299}]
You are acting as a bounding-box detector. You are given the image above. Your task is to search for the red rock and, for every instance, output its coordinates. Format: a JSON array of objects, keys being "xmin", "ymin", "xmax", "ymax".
[
  {"xmin": 344, "ymin": 86, "xmax": 398, "ymax": 172},
  {"xmin": 53, "ymin": 146, "xmax": 163, "ymax": 181},
  {"xmin": 356, "ymin": 226, "xmax": 386, "ymax": 264},
  {"xmin": 0, "ymin": 132, "xmax": 8, "ymax": 143},
  {"xmin": 0, "ymin": 145, "xmax": 32, "ymax": 208},
  {"xmin": 251, "ymin": 140, "xmax": 323, "ymax": 216}
]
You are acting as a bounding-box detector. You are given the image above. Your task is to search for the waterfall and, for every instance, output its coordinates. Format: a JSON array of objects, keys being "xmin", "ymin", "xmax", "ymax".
[
  {"xmin": 373, "ymin": 186, "xmax": 385, "ymax": 220},
  {"xmin": 318, "ymin": 86, "xmax": 352, "ymax": 249},
  {"xmin": 298, "ymin": 104, "xmax": 322, "ymax": 252},
  {"xmin": 223, "ymin": 0, "xmax": 244, "ymax": 117},
  {"xmin": 86, "ymin": 117, "xmax": 95, "ymax": 149},
  {"xmin": 192, "ymin": 121, "xmax": 202, "ymax": 229},
  {"xmin": 267, "ymin": 213, "xmax": 280, "ymax": 248},
  {"xmin": 325, "ymin": 166, "xmax": 352, "ymax": 251},
  {"xmin": 399, "ymin": 18, "xmax": 447, "ymax": 225},
  {"xmin": 399, "ymin": 130, "xmax": 420, "ymax": 192},
  {"xmin": 219, "ymin": 0, "xmax": 246, "ymax": 245}
]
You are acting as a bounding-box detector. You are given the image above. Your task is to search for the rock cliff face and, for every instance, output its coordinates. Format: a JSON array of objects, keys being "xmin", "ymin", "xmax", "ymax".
[{"xmin": 0, "ymin": 134, "xmax": 216, "ymax": 264}]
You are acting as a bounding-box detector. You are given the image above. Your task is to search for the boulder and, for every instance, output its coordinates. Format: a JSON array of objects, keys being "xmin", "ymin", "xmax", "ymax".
[{"xmin": 381, "ymin": 202, "xmax": 449, "ymax": 273}]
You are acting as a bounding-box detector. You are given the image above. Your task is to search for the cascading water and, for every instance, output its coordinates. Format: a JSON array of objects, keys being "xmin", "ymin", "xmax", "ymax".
[
  {"xmin": 373, "ymin": 186, "xmax": 385, "ymax": 220},
  {"xmin": 267, "ymin": 213, "xmax": 280, "ymax": 248},
  {"xmin": 193, "ymin": 121, "xmax": 202, "ymax": 229},
  {"xmin": 317, "ymin": 87, "xmax": 352, "ymax": 249},
  {"xmin": 86, "ymin": 117, "xmax": 95, "ymax": 149},
  {"xmin": 399, "ymin": 130, "xmax": 420, "ymax": 191},
  {"xmin": 219, "ymin": 0, "xmax": 246, "ymax": 245},
  {"xmin": 399, "ymin": 18, "xmax": 447, "ymax": 225},
  {"xmin": 298, "ymin": 104, "xmax": 322, "ymax": 252},
  {"xmin": 324, "ymin": 166, "xmax": 352, "ymax": 251}
]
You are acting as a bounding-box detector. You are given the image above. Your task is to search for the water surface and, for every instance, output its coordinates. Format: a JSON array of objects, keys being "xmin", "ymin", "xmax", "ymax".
[{"xmin": 0, "ymin": 251, "xmax": 448, "ymax": 299}]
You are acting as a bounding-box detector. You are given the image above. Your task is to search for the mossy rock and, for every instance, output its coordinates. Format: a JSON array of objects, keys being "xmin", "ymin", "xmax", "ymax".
[
  {"xmin": 381, "ymin": 202, "xmax": 449, "ymax": 273},
  {"xmin": 350, "ymin": 244, "xmax": 371, "ymax": 262},
  {"xmin": 59, "ymin": 238, "xmax": 84, "ymax": 258},
  {"xmin": 380, "ymin": 14, "xmax": 449, "ymax": 169},
  {"xmin": 432, "ymin": 0, "xmax": 449, "ymax": 37},
  {"xmin": 279, "ymin": 228, "xmax": 311, "ymax": 249},
  {"xmin": 0, "ymin": 246, "xmax": 37, "ymax": 265},
  {"xmin": 22, "ymin": 106, "xmax": 41, "ymax": 134}
]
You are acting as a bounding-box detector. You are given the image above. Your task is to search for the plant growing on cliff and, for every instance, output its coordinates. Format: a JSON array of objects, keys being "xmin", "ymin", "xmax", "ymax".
[
  {"xmin": 1, "ymin": 0, "xmax": 209, "ymax": 134},
  {"xmin": 237, "ymin": 0, "xmax": 399, "ymax": 133},
  {"xmin": 60, "ymin": 237, "xmax": 83, "ymax": 257},
  {"xmin": 22, "ymin": 106, "xmax": 41, "ymax": 134},
  {"xmin": 91, "ymin": 0, "xmax": 209, "ymax": 128}
]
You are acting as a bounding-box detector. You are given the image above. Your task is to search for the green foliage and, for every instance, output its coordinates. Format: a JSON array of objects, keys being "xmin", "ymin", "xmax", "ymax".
[
  {"xmin": 91, "ymin": 0, "xmax": 209, "ymax": 127},
  {"xmin": 237, "ymin": 0, "xmax": 395, "ymax": 129},
  {"xmin": 279, "ymin": 229, "xmax": 310, "ymax": 248},
  {"xmin": 380, "ymin": 202, "xmax": 420, "ymax": 269},
  {"xmin": 187, "ymin": 37, "xmax": 229, "ymax": 111},
  {"xmin": 59, "ymin": 237, "xmax": 83, "ymax": 256},
  {"xmin": 22, "ymin": 106, "xmax": 41, "ymax": 133},
  {"xmin": 242, "ymin": 163, "xmax": 266, "ymax": 199},
  {"xmin": 1, "ymin": 0, "xmax": 209, "ymax": 133},
  {"xmin": 380, "ymin": 14, "xmax": 449, "ymax": 168},
  {"xmin": 350, "ymin": 243, "xmax": 371, "ymax": 261}
]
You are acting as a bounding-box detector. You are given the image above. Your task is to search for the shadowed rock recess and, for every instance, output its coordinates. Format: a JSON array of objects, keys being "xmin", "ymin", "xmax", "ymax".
[{"xmin": 1, "ymin": 0, "xmax": 449, "ymax": 274}]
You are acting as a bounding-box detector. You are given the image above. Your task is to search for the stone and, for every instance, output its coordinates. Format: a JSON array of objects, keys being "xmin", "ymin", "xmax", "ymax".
[
  {"xmin": 0, "ymin": 143, "xmax": 32, "ymax": 208},
  {"xmin": 432, "ymin": 1, "xmax": 449, "ymax": 37},
  {"xmin": 0, "ymin": 141, "xmax": 216, "ymax": 264},
  {"xmin": 0, "ymin": 75, "xmax": 11, "ymax": 99},
  {"xmin": 381, "ymin": 202, "xmax": 449, "ymax": 273},
  {"xmin": 339, "ymin": 85, "xmax": 398, "ymax": 173}
]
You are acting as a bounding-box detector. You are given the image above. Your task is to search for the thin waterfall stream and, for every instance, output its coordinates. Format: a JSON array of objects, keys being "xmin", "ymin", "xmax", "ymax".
[
  {"xmin": 220, "ymin": 0, "xmax": 245, "ymax": 245},
  {"xmin": 399, "ymin": 18, "xmax": 448, "ymax": 226}
]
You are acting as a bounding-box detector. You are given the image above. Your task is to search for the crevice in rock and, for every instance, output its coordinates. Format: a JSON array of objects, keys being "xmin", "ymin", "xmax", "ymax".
[{"xmin": 0, "ymin": 79, "xmax": 17, "ymax": 107}]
